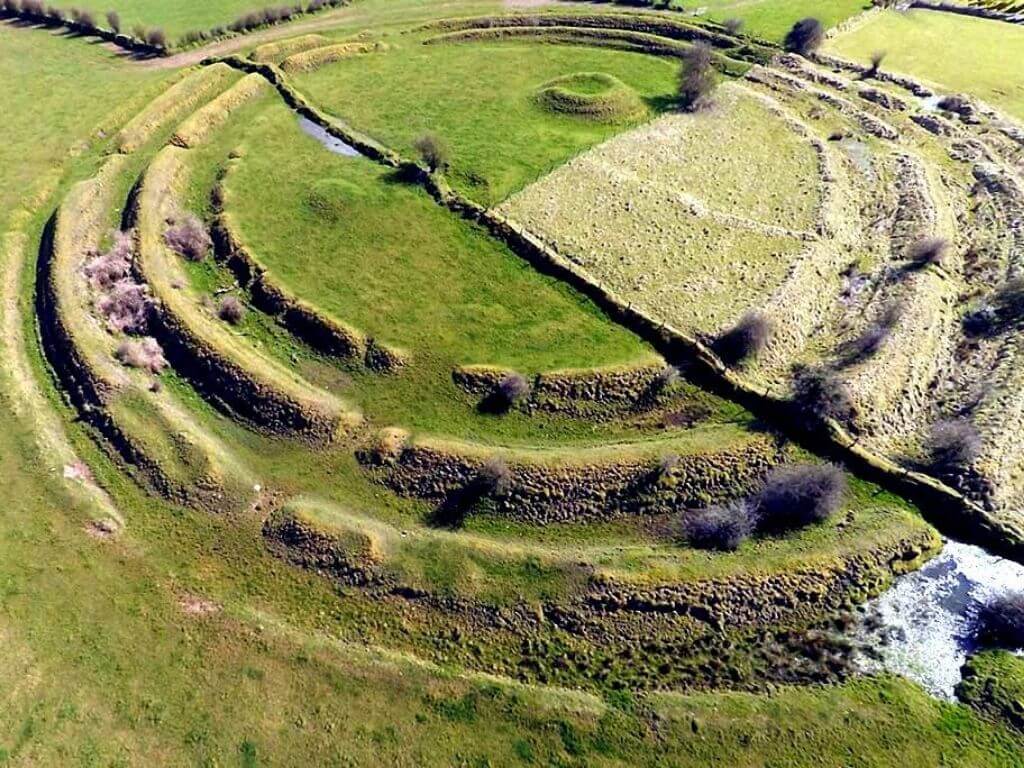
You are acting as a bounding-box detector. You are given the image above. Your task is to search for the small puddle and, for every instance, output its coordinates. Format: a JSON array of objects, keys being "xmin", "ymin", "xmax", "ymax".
[
  {"xmin": 918, "ymin": 94, "xmax": 944, "ymax": 113},
  {"xmin": 298, "ymin": 116, "xmax": 361, "ymax": 157},
  {"xmin": 854, "ymin": 539, "xmax": 1024, "ymax": 699}
]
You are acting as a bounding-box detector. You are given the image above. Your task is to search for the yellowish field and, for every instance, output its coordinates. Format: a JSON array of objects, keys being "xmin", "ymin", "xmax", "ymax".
[{"xmin": 496, "ymin": 84, "xmax": 821, "ymax": 332}]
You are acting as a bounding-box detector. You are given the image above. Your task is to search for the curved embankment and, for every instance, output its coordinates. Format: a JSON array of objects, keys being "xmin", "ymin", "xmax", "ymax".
[
  {"xmin": 134, "ymin": 144, "xmax": 359, "ymax": 444},
  {"xmin": 208, "ymin": 43, "xmax": 1024, "ymax": 561},
  {"xmin": 250, "ymin": 33, "xmax": 331, "ymax": 63},
  {"xmin": 170, "ymin": 73, "xmax": 269, "ymax": 149},
  {"xmin": 212, "ymin": 163, "xmax": 407, "ymax": 372},
  {"xmin": 359, "ymin": 428, "xmax": 786, "ymax": 524},
  {"xmin": 115, "ymin": 64, "xmax": 238, "ymax": 154},
  {"xmin": 280, "ymin": 40, "xmax": 381, "ymax": 74},
  {"xmin": 451, "ymin": 361, "xmax": 711, "ymax": 421},
  {"xmin": 414, "ymin": 13, "xmax": 744, "ymax": 51},
  {"xmin": 37, "ymin": 157, "xmax": 251, "ymax": 511},
  {"xmin": 263, "ymin": 496, "xmax": 940, "ymax": 687},
  {"xmin": 535, "ymin": 72, "xmax": 647, "ymax": 123}
]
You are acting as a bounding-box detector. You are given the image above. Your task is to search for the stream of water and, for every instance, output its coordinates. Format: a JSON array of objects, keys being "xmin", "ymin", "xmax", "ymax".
[
  {"xmin": 855, "ymin": 539, "xmax": 1024, "ymax": 699},
  {"xmin": 298, "ymin": 115, "xmax": 361, "ymax": 157}
]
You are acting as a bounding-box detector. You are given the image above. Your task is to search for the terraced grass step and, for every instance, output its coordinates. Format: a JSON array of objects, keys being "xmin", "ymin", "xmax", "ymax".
[
  {"xmin": 38, "ymin": 157, "xmax": 252, "ymax": 511},
  {"xmin": 115, "ymin": 64, "xmax": 240, "ymax": 154},
  {"xmin": 264, "ymin": 493, "xmax": 939, "ymax": 641},
  {"xmin": 359, "ymin": 427, "xmax": 786, "ymax": 524},
  {"xmin": 134, "ymin": 144, "xmax": 360, "ymax": 444}
]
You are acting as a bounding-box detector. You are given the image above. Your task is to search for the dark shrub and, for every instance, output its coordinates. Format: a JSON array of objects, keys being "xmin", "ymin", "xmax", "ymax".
[
  {"xmin": 217, "ymin": 295, "xmax": 246, "ymax": 325},
  {"xmin": 74, "ymin": 7, "xmax": 95, "ymax": 29},
  {"xmin": 714, "ymin": 311, "xmax": 772, "ymax": 366},
  {"xmin": 975, "ymin": 592, "xmax": 1024, "ymax": 649},
  {"xmin": 105, "ymin": 8, "xmax": 119, "ymax": 31},
  {"xmin": 924, "ymin": 418, "xmax": 980, "ymax": 473},
  {"xmin": 938, "ymin": 94, "xmax": 971, "ymax": 116},
  {"xmin": 479, "ymin": 372, "xmax": 532, "ymax": 414},
  {"xmin": 792, "ymin": 365, "xmax": 855, "ymax": 425},
  {"xmin": 678, "ymin": 42, "xmax": 716, "ymax": 112},
  {"xmin": 682, "ymin": 501, "xmax": 752, "ymax": 551},
  {"xmin": 836, "ymin": 301, "xmax": 901, "ymax": 366},
  {"xmin": 477, "ymin": 456, "xmax": 512, "ymax": 497},
  {"xmin": 413, "ymin": 133, "xmax": 451, "ymax": 173},
  {"xmin": 964, "ymin": 277, "xmax": 1024, "ymax": 337},
  {"xmin": 785, "ymin": 18, "xmax": 824, "ymax": 56},
  {"xmin": 653, "ymin": 365, "xmax": 680, "ymax": 391},
  {"xmin": 865, "ymin": 50, "xmax": 886, "ymax": 78},
  {"xmin": 45, "ymin": 3, "xmax": 64, "ymax": 21},
  {"xmin": 752, "ymin": 463, "xmax": 847, "ymax": 532},
  {"xmin": 146, "ymin": 26, "xmax": 166, "ymax": 47},
  {"xmin": 907, "ymin": 236, "xmax": 948, "ymax": 267},
  {"xmin": 164, "ymin": 214, "xmax": 212, "ymax": 261},
  {"xmin": 723, "ymin": 17, "xmax": 744, "ymax": 34}
]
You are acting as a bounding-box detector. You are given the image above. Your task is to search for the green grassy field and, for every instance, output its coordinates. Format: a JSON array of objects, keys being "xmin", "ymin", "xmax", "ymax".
[
  {"xmin": 3, "ymin": 4, "xmax": 1024, "ymax": 765},
  {"xmin": 826, "ymin": 8, "xmax": 1024, "ymax": 120},
  {"xmin": 656, "ymin": 0, "xmax": 870, "ymax": 41},
  {"xmin": 291, "ymin": 38, "xmax": 679, "ymax": 204}
]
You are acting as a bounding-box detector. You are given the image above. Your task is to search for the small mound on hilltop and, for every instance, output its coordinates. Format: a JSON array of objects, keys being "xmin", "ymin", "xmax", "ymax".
[{"xmin": 535, "ymin": 72, "xmax": 647, "ymax": 122}]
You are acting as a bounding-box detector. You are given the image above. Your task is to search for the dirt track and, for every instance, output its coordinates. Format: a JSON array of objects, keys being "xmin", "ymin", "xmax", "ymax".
[{"xmin": 108, "ymin": 0, "xmax": 564, "ymax": 69}]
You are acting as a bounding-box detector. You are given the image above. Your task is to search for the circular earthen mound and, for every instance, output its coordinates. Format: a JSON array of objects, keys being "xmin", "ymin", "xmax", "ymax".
[{"xmin": 534, "ymin": 72, "xmax": 646, "ymax": 122}]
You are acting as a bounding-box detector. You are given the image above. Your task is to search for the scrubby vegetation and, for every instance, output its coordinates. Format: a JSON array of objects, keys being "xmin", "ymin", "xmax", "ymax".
[
  {"xmin": 976, "ymin": 592, "xmax": 1024, "ymax": 649},
  {"xmin": 714, "ymin": 311, "xmax": 773, "ymax": 366},
  {"xmin": 678, "ymin": 42, "xmax": 717, "ymax": 112},
  {"xmin": 682, "ymin": 500, "xmax": 751, "ymax": 550},
  {"xmin": 785, "ymin": 17, "xmax": 824, "ymax": 56},
  {"xmin": 752, "ymin": 464, "xmax": 847, "ymax": 532}
]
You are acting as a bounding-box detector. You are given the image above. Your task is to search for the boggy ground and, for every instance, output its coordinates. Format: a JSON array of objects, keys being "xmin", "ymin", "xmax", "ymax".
[{"xmin": 3, "ymin": 2, "xmax": 1024, "ymax": 764}]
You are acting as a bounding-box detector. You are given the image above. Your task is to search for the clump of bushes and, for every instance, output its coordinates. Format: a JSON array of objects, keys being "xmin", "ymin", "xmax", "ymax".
[
  {"xmin": 713, "ymin": 311, "xmax": 772, "ymax": 366},
  {"xmin": 836, "ymin": 301, "xmax": 902, "ymax": 366},
  {"xmin": 217, "ymin": 295, "xmax": 246, "ymax": 325},
  {"xmin": 481, "ymin": 372, "xmax": 532, "ymax": 414},
  {"xmin": 98, "ymin": 280, "xmax": 152, "ymax": 334},
  {"xmin": 792, "ymin": 365, "xmax": 855, "ymax": 425},
  {"xmin": 924, "ymin": 418, "xmax": 980, "ymax": 473},
  {"xmin": 678, "ymin": 42, "xmax": 716, "ymax": 112},
  {"xmin": 682, "ymin": 501, "xmax": 752, "ymax": 551},
  {"xmin": 413, "ymin": 133, "xmax": 451, "ymax": 173},
  {"xmin": 682, "ymin": 462, "xmax": 847, "ymax": 551},
  {"xmin": 84, "ymin": 230, "xmax": 133, "ymax": 288},
  {"xmin": 114, "ymin": 337, "xmax": 167, "ymax": 374},
  {"xmin": 722, "ymin": 17, "xmax": 744, "ymax": 35},
  {"xmin": 963, "ymin": 277, "xmax": 1024, "ymax": 337},
  {"xmin": 907, "ymin": 236, "xmax": 949, "ymax": 268},
  {"xmin": 975, "ymin": 592, "xmax": 1024, "ymax": 649},
  {"xmin": 865, "ymin": 50, "xmax": 886, "ymax": 79},
  {"xmin": 105, "ymin": 9, "xmax": 119, "ymax": 32},
  {"xmin": 784, "ymin": 18, "xmax": 824, "ymax": 56},
  {"xmin": 477, "ymin": 456, "xmax": 513, "ymax": 497},
  {"xmin": 164, "ymin": 214, "xmax": 212, "ymax": 261},
  {"xmin": 938, "ymin": 94, "xmax": 972, "ymax": 117},
  {"xmin": 751, "ymin": 463, "xmax": 847, "ymax": 533}
]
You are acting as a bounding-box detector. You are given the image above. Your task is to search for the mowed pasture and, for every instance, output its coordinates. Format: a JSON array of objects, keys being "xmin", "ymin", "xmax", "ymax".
[
  {"xmin": 648, "ymin": 0, "xmax": 870, "ymax": 41},
  {"xmin": 497, "ymin": 83, "xmax": 822, "ymax": 332},
  {"xmin": 290, "ymin": 38, "xmax": 679, "ymax": 204},
  {"xmin": 826, "ymin": 9, "xmax": 1024, "ymax": 121}
]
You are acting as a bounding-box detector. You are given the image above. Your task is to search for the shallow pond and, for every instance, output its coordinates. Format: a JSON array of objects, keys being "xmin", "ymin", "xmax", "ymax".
[
  {"xmin": 298, "ymin": 116, "xmax": 361, "ymax": 157},
  {"xmin": 855, "ymin": 539, "xmax": 1024, "ymax": 699}
]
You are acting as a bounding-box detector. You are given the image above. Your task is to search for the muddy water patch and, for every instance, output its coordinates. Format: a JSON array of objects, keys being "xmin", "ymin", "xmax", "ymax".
[
  {"xmin": 298, "ymin": 116, "xmax": 361, "ymax": 157},
  {"xmin": 855, "ymin": 539, "xmax": 1024, "ymax": 699}
]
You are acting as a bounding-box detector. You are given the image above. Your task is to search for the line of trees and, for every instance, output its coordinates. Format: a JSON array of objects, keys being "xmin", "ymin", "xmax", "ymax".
[{"xmin": 0, "ymin": 0, "xmax": 351, "ymax": 53}]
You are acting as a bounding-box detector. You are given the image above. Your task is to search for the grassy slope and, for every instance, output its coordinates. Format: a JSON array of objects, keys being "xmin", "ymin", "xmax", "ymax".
[
  {"xmin": 658, "ymin": 0, "xmax": 870, "ymax": 42},
  {"xmin": 0, "ymin": 12, "xmax": 1021, "ymax": 767},
  {"xmin": 291, "ymin": 39, "xmax": 679, "ymax": 205},
  {"xmin": 826, "ymin": 9, "xmax": 1024, "ymax": 121}
]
